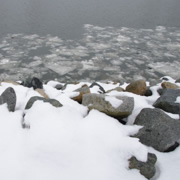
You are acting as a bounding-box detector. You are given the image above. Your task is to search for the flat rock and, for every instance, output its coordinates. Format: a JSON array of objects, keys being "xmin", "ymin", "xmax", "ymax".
[
  {"xmin": 0, "ymin": 87, "xmax": 16, "ymax": 112},
  {"xmin": 126, "ymin": 80, "xmax": 147, "ymax": 95},
  {"xmin": 153, "ymin": 89, "xmax": 180, "ymax": 114},
  {"xmin": 82, "ymin": 93, "xmax": 134, "ymax": 118},
  {"xmin": 25, "ymin": 96, "xmax": 62, "ymax": 110},
  {"xmin": 129, "ymin": 153, "xmax": 157, "ymax": 179},
  {"xmin": 161, "ymin": 82, "xmax": 179, "ymax": 89},
  {"xmin": 106, "ymin": 87, "xmax": 124, "ymax": 93},
  {"xmin": 134, "ymin": 108, "xmax": 180, "ymax": 152}
]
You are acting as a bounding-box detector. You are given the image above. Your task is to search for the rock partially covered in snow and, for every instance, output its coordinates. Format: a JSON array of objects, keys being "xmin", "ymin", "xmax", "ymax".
[
  {"xmin": 72, "ymin": 84, "xmax": 90, "ymax": 103},
  {"xmin": 161, "ymin": 82, "xmax": 179, "ymax": 89},
  {"xmin": 82, "ymin": 93, "xmax": 134, "ymax": 119},
  {"xmin": 129, "ymin": 153, "xmax": 157, "ymax": 179},
  {"xmin": 106, "ymin": 86, "xmax": 124, "ymax": 93},
  {"xmin": 25, "ymin": 96, "xmax": 62, "ymax": 110},
  {"xmin": 125, "ymin": 80, "xmax": 147, "ymax": 95},
  {"xmin": 134, "ymin": 108, "xmax": 180, "ymax": 152},
  {"xmin": 0, "ymin": 87, "xmax": 16, "ymax": 112},
  {"xmin": 153, "ymin": 89, "xmax": 180, "ymax": 114}
]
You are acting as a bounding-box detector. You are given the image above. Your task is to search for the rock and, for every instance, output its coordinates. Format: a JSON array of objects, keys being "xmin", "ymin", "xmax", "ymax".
[
  {"xmin": 25, "ymin": 96, "xmax": 62, "ymax": 110},
  {"xmin": 55, "ymin": 84, "xmax": 64, "ymax": 90},
  {"xmin": 106, "ymin": 87, "xmax": 124, "ymax": 93},
  {"xmin": 35, "ymin": 88, "xmax": 49, "ymax": 99},
  {"xmin": 0, "ymin": 80, "xmax": 20, "ymax": 86},
  {"xmin": 134, "ymin": 108, "xmax": 180, "ymax": 152},
  {"xmin": 0, "ymin": 87, "xmax": 16, "ymax": 112},
  {"xmin": 161, "ymin": 82, "xmax": 179, "ymax": 89},
  {"xmin": 82, "ymin": 93, "xmax": 134, "ymax": 118},
  {"xmin": 144, "ymin": 87, "xmax": 153, "ymax": 97},
  {"xmin": 176, "ymin": 78, "xmax": 180, "ymax": 83},
  {"xmin": 21, "ymin": 77, "xmax": 43, "ymax": 89},
  {"xmin": 153, "ymin": 89, "xmax": 180, "ymax": 114},
  {"xmin": 89, "ymin": 82, "xmax": 106, "ymax": 94},
  {"xmin": 129, "ymin": 153, "xmax": 157, "ymax": 179},
  {"xmin": 125, "ymin": 80, "xmax": 147, "ymax": 95},
  {"xmin": 72, "ymin": 85, "xmax": 90, "ymax": 103}
]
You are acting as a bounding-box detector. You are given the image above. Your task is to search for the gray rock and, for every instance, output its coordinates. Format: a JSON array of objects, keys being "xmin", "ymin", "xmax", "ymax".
[
  {"xmin": 25, "ymin": 96, "xmax": 62, "ymax": 110},
  {"xmin": 176, "ymin": 78, "xmax": 180, "ymax": 83},
  {"xmin": 0, "ymin": 87, "xmax": 16, "ymax": 112},
  {"xmin": 129, "ymin": 153, "xmax": 157, "ymax": 179},
  {"xmin": 153, "ymin": 89, "xmax": 180, "ymax": 114},
  {"xmin": 134, "ymin": 108, "xmax": 180, "ymax": 152},
  {"xmin": 82, "ymin": 93, "xmax": 134, "ymax": 118},
  {"xmin": 21, "ymin": 77, "xmax": 43, "ymax": 89},
  {"xmin": 55, "ymin": 84, "xmax": 64, "ymax": 90}
]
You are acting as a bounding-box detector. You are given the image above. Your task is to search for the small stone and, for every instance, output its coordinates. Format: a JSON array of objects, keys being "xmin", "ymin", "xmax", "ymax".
[
  {"xmin": 126, "ymin": 80, "xmax": 147, "ymax": 95},
  {"xmin": 72, "ymin": 85, "xmax": 90, "ymax": 103},
  {"xmin": 144, "ymin": 87, "xmax": 153, "ymax": 97},
  {"xmin": 176, "ymin": 78, "xmax": 180, "ymax": 83},
  {"xmin": 25, "ymin": 96, "xmax": 62, "ymax": 110},
  {"xmin": 161, "ymin": 82, "xmax": 179, "ymax": 89},
  {"xmin": 129, "ymin": 153, "xmax": 157, "ymax": 179},
  {"xmin": 0, "ymin": 87, "xmax": 16, "ymax": 112},
  {"xmin": 55, "ymin": 84, "xmax": 64, "ymax": 90}
]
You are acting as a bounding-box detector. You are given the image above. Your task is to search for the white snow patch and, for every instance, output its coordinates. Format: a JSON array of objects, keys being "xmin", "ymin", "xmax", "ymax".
[{"xmin": 105, "ymin": 96, "xmax": 123, "ymax": 108}]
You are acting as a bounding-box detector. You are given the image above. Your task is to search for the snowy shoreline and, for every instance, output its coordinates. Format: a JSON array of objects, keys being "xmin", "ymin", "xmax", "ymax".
[{"xmin": 0, "ymin": 76, "xmax": 180, "ymax": 180}]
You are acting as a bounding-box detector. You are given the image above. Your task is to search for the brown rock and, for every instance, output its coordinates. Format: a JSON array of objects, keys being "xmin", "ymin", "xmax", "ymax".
[
  {"xmin": 72, "ymin": 84, "xmax": 90, "ymax": 103},
  {"xmin": 0, "ymin": 80, "xmax": 20, "ymax": 86},
  {"xmin": 126, "ymin": 80, "xmax": 147, "ymax": 95},
  {"xmin": 35, "ymin": 88, "xmax": 49, "ymax": 99},
  {"xmin": 161, "ymin": 82, "xmax": 179, "ymax": 89},
  {"xmin": 106, "ymin": 87, "xmax": 124, "ymax": 93}
]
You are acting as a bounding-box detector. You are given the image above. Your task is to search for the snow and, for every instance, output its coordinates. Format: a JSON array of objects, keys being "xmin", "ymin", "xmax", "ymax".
[
  {"xmin": 0, "ymin": 79, "xmax": 180, "ymax": 179},
  {"xmin": 105, "ymin": 96, "xmax": 123, "ymax": 108},
  {"xmin": 175, "ymin": 96, "xmax": 180, "ymax": 103}
]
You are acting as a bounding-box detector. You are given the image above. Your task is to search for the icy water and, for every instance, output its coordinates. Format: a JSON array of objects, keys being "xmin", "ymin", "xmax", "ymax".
[{"xmin": 0, "ymin": 0, "xmax": 180, "ymax": 83}]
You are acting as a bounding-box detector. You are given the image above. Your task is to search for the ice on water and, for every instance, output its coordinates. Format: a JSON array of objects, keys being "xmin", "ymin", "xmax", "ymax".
[{"xmin": 0, "ymin": 25, "xmax": 180, "ymax": 82}]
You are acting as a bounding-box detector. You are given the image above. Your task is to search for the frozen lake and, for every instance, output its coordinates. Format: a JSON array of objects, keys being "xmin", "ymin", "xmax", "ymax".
[{"xmin": 0, "ymin": 0, "xmax": 180, "ymax": 82}]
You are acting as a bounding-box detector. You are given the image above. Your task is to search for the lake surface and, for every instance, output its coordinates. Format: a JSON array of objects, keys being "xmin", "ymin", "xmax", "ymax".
[{"xmin": 0, "ymin": 0, "xmax": 180, "ymax": 82}]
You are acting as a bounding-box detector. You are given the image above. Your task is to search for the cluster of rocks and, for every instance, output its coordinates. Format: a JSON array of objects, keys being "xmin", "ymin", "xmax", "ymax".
[{"xmin": 0, "ymin": 76, "xmax": 180, "ymax": 179}]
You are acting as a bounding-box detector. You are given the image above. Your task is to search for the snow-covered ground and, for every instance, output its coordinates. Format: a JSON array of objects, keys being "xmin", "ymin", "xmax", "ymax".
[{"xmin": 0, "ymin": 77, "xmax": 180, "ymax": 180}]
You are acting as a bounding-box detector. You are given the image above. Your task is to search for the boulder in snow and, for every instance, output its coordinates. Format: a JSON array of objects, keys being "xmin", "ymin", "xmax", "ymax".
[
  {"xmin": 134, "ymin": 108, "xmax": 180, "ymax": 152},
  {"xmin": 82, "ymin": 93, "xmax": 134, "ymax": 119},
  {"xmin": 125, "ymin": 80, "xmax": 147, "ymax": 95},
  {"xmin": 153, "ymin": 89, "xmax": 180, "ymax": 114}
]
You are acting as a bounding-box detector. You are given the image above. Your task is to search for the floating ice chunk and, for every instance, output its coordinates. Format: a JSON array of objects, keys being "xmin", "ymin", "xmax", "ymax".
[{"xmin": 105, "ymin": 96, "xmax": 123, "ymax": 108}]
